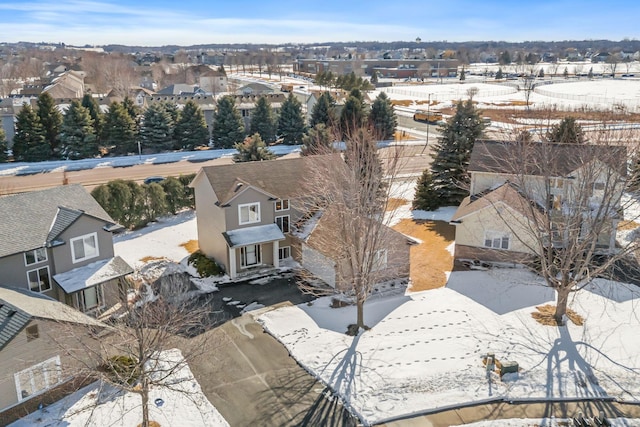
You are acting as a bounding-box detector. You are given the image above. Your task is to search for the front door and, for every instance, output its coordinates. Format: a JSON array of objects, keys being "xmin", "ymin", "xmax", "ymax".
[{"xmin": 241, "ymin": 245, "xmax": 261, "ymax": 268}]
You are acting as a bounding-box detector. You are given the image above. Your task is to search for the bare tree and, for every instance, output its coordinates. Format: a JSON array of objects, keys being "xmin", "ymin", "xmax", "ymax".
[
  {"xmin": 298, "ymin": 127, "xmax": 408, "ymax": 332},
  {"xmin": 477, "ymin": 126, "xmax": 640, "ymax": 325},
  {"xmin": 57, "ymin": 272, "xmax": 219, "ymax": 426}
]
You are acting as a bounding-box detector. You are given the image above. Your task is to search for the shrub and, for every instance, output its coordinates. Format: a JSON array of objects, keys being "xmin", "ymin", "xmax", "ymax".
[
  {"xmin": 99, "ymin": 355, "xmax": 140, "ymax": 385},
  {"xmin": 188, "ymin": 251, "xmax": 223, "ymax": 277}
]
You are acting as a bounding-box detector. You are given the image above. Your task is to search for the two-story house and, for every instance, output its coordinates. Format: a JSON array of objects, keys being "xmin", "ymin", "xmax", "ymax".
[
  {"xmin": 451, "ymin": 141, "xmax": 626, "ymax": 265},
  {"xmin": 0, "ymin": 185, "xmax": 133, "ymax": 314},
  {"xmin": 190, "ymin": 156, "xmax": 412, "ymax": 288},
  {"xmin": 0, "ymin": 287, "xmax": 109, "ymax": 422}
]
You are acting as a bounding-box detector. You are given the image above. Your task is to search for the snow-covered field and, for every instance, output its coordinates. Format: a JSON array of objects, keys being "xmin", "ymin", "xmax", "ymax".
[{"xmin": 10, "ymin": 349, "xmax": 229, "ymax": 427}]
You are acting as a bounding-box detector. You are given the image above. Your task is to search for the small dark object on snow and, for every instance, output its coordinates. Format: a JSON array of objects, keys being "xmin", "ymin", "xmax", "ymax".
[{"xmin": 154, "ymin": 398, "xmax": 164, "ymax": 407}]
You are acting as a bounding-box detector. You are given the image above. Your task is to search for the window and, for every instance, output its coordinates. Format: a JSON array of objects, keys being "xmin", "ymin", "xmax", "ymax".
[
  {"xmin": 372, "ymin": 249, "xmax": 388, "ymax": 271},
  {"xmin": 240, "ymin": 245, "xmax": 261, "ymax": 268},
  {"xmin": 278, "ymin": 246, "xmax": 291, "ymax": 260},
  {"xmin": 71, "ymin": 233, "xmax": 99, "ymax": 263},
  {"xmin": 275, "ymin": 199, "xmax": 290, "ymax": 211},
  {"xmin": 76, "ymin": 285, "xmax": 103, "ymax": 312},
  {"xmin": 484, "ymin": 231, "xmax": 510, "ymax": 250},
  {"xmin": 14, "ymin": 356, "xmax": 62, "ymax": 402},
  {"xmin": 276, "ymin": 215, "xmax": 290, "ymax": 233},
  {"xmin": 24, "ymin": 248, "xmax": 47, "ymax": 266},
  {"xmin": 27, "ymin": 267, "xmax": 51, "ymax": 293},
  {"xmin": 26, "ymin": 324, "xmax": 39, "ymax": 341},
  {"xmin": 239, "ymin": 203, "xmax": 261, "ymax": 225}
]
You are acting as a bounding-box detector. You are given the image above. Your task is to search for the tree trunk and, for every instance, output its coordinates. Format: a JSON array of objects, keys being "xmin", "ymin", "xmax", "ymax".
[
  {"xmin": 554, "ymin": 286, "xmax": 570, "ymax": 325},
  {"xmin": 356, "ymin": 297, "xmax": 365, "ymax": 330},
  {"xmin": 141, "ymin": 377, "xmax": 150, "ymax": 427}
]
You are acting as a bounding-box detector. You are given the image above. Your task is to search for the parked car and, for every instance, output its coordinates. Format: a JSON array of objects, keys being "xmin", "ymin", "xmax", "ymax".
[{"xmin": 144, "ymin": 176, "xmax": 164, "ymax": 185}]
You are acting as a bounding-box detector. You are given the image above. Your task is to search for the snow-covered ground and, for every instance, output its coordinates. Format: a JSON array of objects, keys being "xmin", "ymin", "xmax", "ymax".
[
  {"xmin": 257, "ymin": 269, "xmax": 640, "ymax": 425},
  {"xmin": 9, "ymin": 349, "xmax": 229, "ymax": 427}
]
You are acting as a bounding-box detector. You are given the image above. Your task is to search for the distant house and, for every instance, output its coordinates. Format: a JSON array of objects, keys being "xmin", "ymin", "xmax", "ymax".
[
  {"xmin": 0, "ymin": 287, "xmax": 108, "ymax": 421},
  {"xmin": 451, "ymin": 141, "xmax": 626, "ymax": 265},
  {"xmin": 235, "ymin": 82, "xmax": 275, "ymax": 96},
  {"xmin": 190, "ymin": 156, "xmax": 411, "ymax": 288},
  {"xmin": 0, "ymin": 185, "xmax": 133, "ymax": 314},
  {"xmin": 156, "ymin": 84, "xmax": 206, "ymax": 96},
  {"xmin": 42, "ymin": 70, "xmax": 85, "ymax": 99}
]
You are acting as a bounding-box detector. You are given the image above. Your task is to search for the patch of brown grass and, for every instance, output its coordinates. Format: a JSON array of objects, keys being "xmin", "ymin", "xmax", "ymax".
[
  {"xmin": 139, "ymin": 256, "xmax": 167, "ymax": 263},
  {"xmin": 386, "ymin": 198, "xmax": 409, "ymax": 212},
  {"xmin": 531, "ymin": 304, "xmax": 584, "ymax": 326},
  {"xmin": 180, "ymin": 240, "xmax": 199, "ymax": 254},
  {"xmin": 390, "ymin": 99, "xmax": 414, "ymax": 107},
  {"xmin": 619, "ymin": 220, "xmax": 640, "ymax": 231},
  {"xmin": 392, "ymin": 219, "xmax": 455, "ymax": 292},
  {"xmin": 137, "ymin": 421, "xmax": 161, "ymax": 427}
]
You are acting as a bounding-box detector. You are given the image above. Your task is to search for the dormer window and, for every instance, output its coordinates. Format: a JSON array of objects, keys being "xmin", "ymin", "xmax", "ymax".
[{"xmin": 239, "ymin": 202, "xmax": 261, "ymax": 225}]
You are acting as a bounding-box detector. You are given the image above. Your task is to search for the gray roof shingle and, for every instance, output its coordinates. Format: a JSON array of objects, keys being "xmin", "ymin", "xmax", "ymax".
[
  {"xmin": 0, "ymin": 185, "xmax": 115, "ymax": 259},
  {"xmin": 0, "ymin": 300, "xmax": 31, "ymax": 351}
]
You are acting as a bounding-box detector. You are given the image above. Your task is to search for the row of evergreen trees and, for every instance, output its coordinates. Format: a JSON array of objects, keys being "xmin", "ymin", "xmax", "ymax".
[{"xmin": 91, "ymin": 175, "xmax": 195, "ymax": 229}]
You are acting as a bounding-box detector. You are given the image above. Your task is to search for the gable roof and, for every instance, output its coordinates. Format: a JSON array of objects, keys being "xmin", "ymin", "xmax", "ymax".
[
  {"xmin": 469, "ymin": 141, "xmax": 627, "ymax": 177},
  {"xmin": 198, "ymin": 156, "xmax": 336, "ymax": 205},
  {"xmin": 452, "ymin": 182, "xmax": 544, "ymax": 223},
  {"xmin": 0, "ymin": 287, "xmax": 106, "ymax": 351},
  {"xmin": 0, "ymin": 185, "xmax": 116, "ymax": 259}
]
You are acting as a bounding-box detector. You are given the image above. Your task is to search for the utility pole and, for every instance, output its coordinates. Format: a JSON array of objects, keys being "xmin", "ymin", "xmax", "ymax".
[{"xmin": 421, "ymin": 93, "xmax": 431, "ymax": 154}]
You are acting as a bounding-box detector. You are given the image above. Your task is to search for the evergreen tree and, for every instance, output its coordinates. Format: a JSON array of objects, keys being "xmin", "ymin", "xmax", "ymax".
[
  {"xmin": 538, "ymin": 68, "xmax": 545, "ymax": 78},
  {"xmin": 310, "ymin": 91, "xmax": 336, "ymax": 128},
  {"xmin": 249, "ymin": 96, "xmax": 277, "ymax": 144},
  {"xmin": 301, "ymin": 124, "xmax": 333, "ymax": 156},
  {"xmin": 277, "ymin": 93, "xmax": 306, "ymax": 145},
  {"xmin": 162, "ymin": 102, "xmax": 180, "ymax": 127},
  {"xmin": 59, "ymin": 100, "xmax": 98, "ymax": 159},
  {"xmin": 36, "ymin": 92, "xmax": 62, "ymax": 158},
  {"xmin": 212, "ymin": 95, "xmax": 245, "ymax": 148},
  {"xmin": 0, "ymin": 127, "xmax": 8, "ymax": 162},
  {"xmin": 370, "ymin": 71, "xmax": 378, "ymax": 86},
  {"xmin": 588, "ymin": 67, "xmax": 594, "ymax": 79},
  {"xmin": 233, "ymin": 133, "xmax": 275, "ymax": 162},
  {"xmin": 369, "ymin": 92, "xmax": 397, "ymax": 140},
  {"xmin": 122, "ymin": 96, "xmax": 142, "ymax": 125},
  {"xmin": 412, "ymin": 169, "xmax": 439, "ymax": 211},
  {"xmin": 81, "ymin": 94, "xmax": 104, "ymax": 145},
  {"xmin": 430, "ymin": 100, "xmax": 485, "ymax": 207},
  {"xmin": 140, "ymin": 103, "xmax": 174, "ymax": 152},
  {"xmin": 103, "ymin": 101, "xmax": 137, "ymax": 155},
  {"xmin": 174, "ymin": 100, "xmax": 208, "ymax": 150},
  {"xmin": 142, "ymin": 182, "xmax": 168, "ymax": 223},
  {"xmin": 13, "ymin": 104, "xmax": 49, "ymax": 162},
  {"xmin": 547, "ymin": 116, "xmax": 585, "ymax": 144},
  {"xmin": 563, "ymin": 67, "xmax": 569, "ymax": 78},
  {"xmin": 340, "ymin": 94, "xmax": 366, "ymax": 137},
  {"xmin": 459, "ymin": 67, "xmax": 466, "ymax": 81},
  {"xmin": 495, "ymin": 68, "xmax": 503, "ymax": 80},
  {"xmin": 161, "ymin": 177, "xmax": 190, "ymax": 215}
]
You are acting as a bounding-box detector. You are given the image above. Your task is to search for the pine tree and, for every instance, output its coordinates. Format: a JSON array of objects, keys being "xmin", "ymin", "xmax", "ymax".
[
  {"xmin": 369, "ymin": 92, "xmax": 397, "ymax": 140},
  {"xmin": 59, "ymin": 100, "xmax": 98, "ymax": 159},
  {"xmin": 412, "ymin": 169, "xmax": 439, "ymax": 211},
  {"xmin": 310, "ymin": 91, "xmax": 336, "ymax": 128},
  {"xmin": 122, "ymin": 96, "xmax": 142, "ymax": 125},
  {"xmin": 588, "ymin": 67, "xmax": 594, "ymax": 79},
  {"xmin": 340, "ymin": 94, "xmax": 366, "ymax": 138},
  {"xmin": 36, "ymin": 92, "xmax": 62, "ymax": 158},
  {"xmin": 563, "ymin": 67, "xmax": 569, "ymax": 78},
  {"xmin": 174, "ymin": 100, "xmax": 208, "ymax": 150},
  {"xmin": 538, "ymin": 68, "xmax": 545, "ymax": 78},
  {"xmin": 140, "ymin": 103, "xmax": 174, "ymax": 152},
  {"xmin": 301, "ymin": 124, "xmax": 333, "ymax": 156},
  {"xmin": 233, "ymin": 133, "xmax": 275, "ymax": 162},
  {"xmin": 370, "ymin": 71, "xmax": 378, "ymax": 86},
  {"xmin": 81, "ymin": 94, "xmax": 104, "ymax": 145},
  {"xmin": 0, "ymin": 127, "xmax": 8, "ymax": 162},
  {"xmin": 249, "ymin": 96, "xmax": 277, "ymax": 144},
  {"xmin": 277, "ymin": 93, "xmax": 306, "ymax": 145},
  {"xmin": 459, "ymin": 67, "xmax": 466, "ymax": 81},
  {"xmin": 12, "ymin": 104, "xmax": 48, "ymax": 162},
  {"xmin": 103, "ymin": 101, "xmax": 138, "ymax": 155},
  {"xmin": 430, "ymin": 100, "xmax": 485, "ymax": 207},
  {"xmin": 547, "ymin": 116, "xmax": 585, "ymax": 144},
  {"xmin": 495, "ymin": 68, "xmax": 503, "ymax": 80},
  {"xmin": 212, "ymin": 95, "xmax": 245, "ymax": 148}
]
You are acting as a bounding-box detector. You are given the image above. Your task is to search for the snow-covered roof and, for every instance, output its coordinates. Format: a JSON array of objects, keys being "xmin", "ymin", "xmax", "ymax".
[
  {"xmin": 53, "ymin": 256, "xmax": 133, "ymax": 294},
  {"xmin": 222, "ymin": 224, "xmax": 285, "ymax": 248}
]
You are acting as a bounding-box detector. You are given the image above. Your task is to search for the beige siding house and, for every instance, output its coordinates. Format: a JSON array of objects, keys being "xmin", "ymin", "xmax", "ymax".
[
  {"xmin": 0, "ymin": 185, "xmax": 133, "ymax": 314},
  {"xmin": 0, "ymin": 287, "xmax": 108, "ymax": 422}
]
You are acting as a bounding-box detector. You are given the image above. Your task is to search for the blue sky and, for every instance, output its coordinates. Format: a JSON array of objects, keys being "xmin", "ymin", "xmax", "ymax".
[{"xmin": 0, "ymin": 0, "xmax": 639, "ymax": 46}]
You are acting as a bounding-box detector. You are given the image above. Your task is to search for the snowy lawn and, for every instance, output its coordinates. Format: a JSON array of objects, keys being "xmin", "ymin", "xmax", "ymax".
[
  {"xmin": 257, "ymin": 268, "xmax": 640, "ymax": 426},
  {"xmin": 9, "ymin": 349, "xmax": 229, "ymax": 427}
]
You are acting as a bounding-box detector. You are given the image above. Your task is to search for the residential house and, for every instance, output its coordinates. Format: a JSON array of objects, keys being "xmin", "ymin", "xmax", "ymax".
[
  {"xmin": 190, "ymin": 156, "xmax": 412, "ymax": 289},
  {"xmin": 0, "ymin": 185, "xmax": 133, "ymax": 314},
  {"xmin": 235, "ymin": 82, "xmax": 275, "ymax": 96},
  {"xmin": 451, "ymin": 141, "xmax": 626, "ymax": 265},
  {"xmin": 0, "ymin": 287, "xmax": 109, "ymax": 422},
  {"xmin": 42, "ymin": 70, "xmax": 85, "ymax": 99}
]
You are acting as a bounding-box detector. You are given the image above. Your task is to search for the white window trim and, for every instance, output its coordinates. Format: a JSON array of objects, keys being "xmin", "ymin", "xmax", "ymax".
[
  {"xmin": 70, "ymin": 232, "xmax": 99, "ymax": 263},
  {"xmin": 276, "ymin": 215, "xmax": 290, "ymax": 233},
  {"xmin": 275, "ymin": 199, "xmax": 290, "ymax": 212},
  {"xmin": 26, "ymin": 266, "xmax": 51, "ymax": 293},
  {"xmin": 24, "ymin": 247, "xmax": 47, "ymax": 266},
  {"xmin": 238, "ymin": 202, "xmax": 261, "ymax": 225},
  {"xmin": 75, "ymin": 284, "xmax": 104, "ymax": 313},
  {"xmin": 240, "ymin": 244, "xmax": 262, "ymax": 268},
  {"xmin": 14, "ymin": 355, "xmax": 62, "ymax": 402},
  {"xmin": 279, "ymin": 246, "xmax": 291, "ymax": 260},
  {"xmin": 483, "ymin": 230, "xmax": 511, "ymax": 250}
]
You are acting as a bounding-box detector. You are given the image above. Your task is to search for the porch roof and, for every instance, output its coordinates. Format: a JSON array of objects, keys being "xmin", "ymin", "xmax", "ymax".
[
  {"xmin": 53, "ymin": 256, "xmax": 133, "ymax": 294},
  {"xmin": 223, "ymin": 224, "xmax": 285, "ymax": 249}
]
